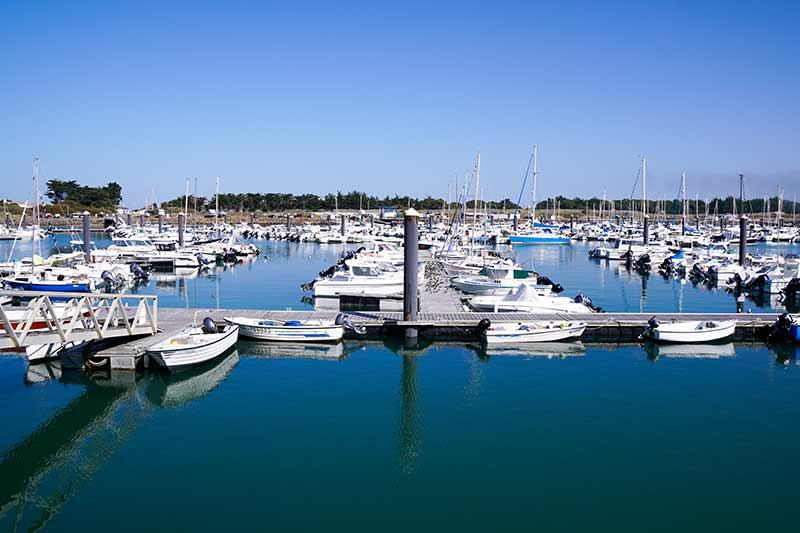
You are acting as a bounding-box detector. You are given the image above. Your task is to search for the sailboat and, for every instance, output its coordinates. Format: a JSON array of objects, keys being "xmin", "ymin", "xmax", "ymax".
[{"xmin": 509, "ymin": 145, "xmax": 570, "ymax": 244}]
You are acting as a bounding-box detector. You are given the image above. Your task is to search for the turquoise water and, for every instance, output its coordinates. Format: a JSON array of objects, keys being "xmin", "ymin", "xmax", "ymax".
[
  {"xmin": 2, "ymin": 234, "xmax": 796, "ymax": 312},
  {"xmin": 3, "ymin": 236, "xmax": 800, "ymax": 530},
  {"xmin": 2, "ymin": 341, "xmax": 800, "ymax": 531}
]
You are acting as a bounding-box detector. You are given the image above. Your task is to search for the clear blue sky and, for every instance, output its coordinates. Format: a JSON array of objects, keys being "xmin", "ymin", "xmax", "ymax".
[{"xmin": 1, "ymin": 0, "xmax": 797, "ymax": 207}]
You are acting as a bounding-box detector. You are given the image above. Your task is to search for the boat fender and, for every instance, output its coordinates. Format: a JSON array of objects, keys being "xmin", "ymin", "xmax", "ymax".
[{"xmin": 202, "ymin": 317, "xmax": 218, "ymax": 334}]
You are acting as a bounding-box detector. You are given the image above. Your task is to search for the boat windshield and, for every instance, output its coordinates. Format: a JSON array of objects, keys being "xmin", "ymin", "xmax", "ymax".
[{"xmin": 351, "ymin": 266, "xmax": 382, "ymax": 277}]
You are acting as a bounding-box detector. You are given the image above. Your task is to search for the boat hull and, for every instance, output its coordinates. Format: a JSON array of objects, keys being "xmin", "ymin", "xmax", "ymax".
[
  {"xmin": 646, "ymin": 321, "xmax": 736, "ymax": 343},
  {"xmin": 228, "ymin": 320, "xmax": 344, "ymax": 342},
  {"xmin": 485, "ymin": 323, "xmax": 586, "ymax": 344},
  {"xmin": 148, "ymin": 326, "xmax": 239, "ymax": 370}
]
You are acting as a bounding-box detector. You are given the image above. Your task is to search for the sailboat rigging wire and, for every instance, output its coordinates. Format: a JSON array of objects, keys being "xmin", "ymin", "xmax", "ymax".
[{"xmin": 515, "ymin": 151, "xmax": 534, "ymax": 208}]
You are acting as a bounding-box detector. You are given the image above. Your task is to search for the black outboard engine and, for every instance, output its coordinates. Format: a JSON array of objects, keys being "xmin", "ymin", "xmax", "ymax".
[
  {"xmin": 782, "ymin": 279, "xmax": 800, "ymax": 301},
  {"xmin": 130, "ymin": 262, "xmax": 149, "ymax": 282},
  {"xmin": 648, "ymin": 316, "xmax": 660, "ymax": 329},
  {"xmin": 319, "ymin": 265, "xmax": 338, "ymax": 279},
  {"xmin": 476, "ymin": 318, "xmax": 492, "ymax": 334},
  {"xmin": 574, "ymin": 293, "xmax": 603, "ymax": 312},
  {"xmin": 201, "ymin": 317, "xmax": 218, "ymax": 334},
  {"xmin": 335, "ymin": 313, "xmax": 367, "ymax": 335},
  {"xmin": 537, "ymin": 275, "xmax": 564, "ymax": 294},
  {"xmin": 769, "ymin": 313, "xmax": 795, "ymax": 341},
  {"xmin": 101, "ymin": 270, "xmax": 115, "ymax": 290}
]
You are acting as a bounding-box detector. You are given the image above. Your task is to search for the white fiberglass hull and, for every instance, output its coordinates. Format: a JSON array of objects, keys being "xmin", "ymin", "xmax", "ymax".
[
  {"xmin": 225, "ymin": 317, "xmax": 343, "ymax": 342},
  {"xmin": 451, "ymin": 277, "xmax": 550, "ymax": 296},
  {"xmin": 313, "ymin": 280, "xmax": 403, "ymax": 298},
  {"xmin": 646, "ymin": 321, "xmax": 736, "ymax": 343},
  {"xmin": 469, "ymin": 297, "xmax": 591, "ymax": 314},
  {"xmin": 147, "ymin": 325, "xmax": 239, "ymax": 370},
  {"xmin": 485, "ymin": 322, "xmax": 586, "ymax": 344}
]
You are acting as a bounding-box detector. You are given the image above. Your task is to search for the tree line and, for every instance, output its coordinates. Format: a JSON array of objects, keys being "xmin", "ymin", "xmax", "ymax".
[
  {"xmin": 161, "ymin": 190, "xmax": 522, "ymax": 212},
  {"xmin": 535, "ymin": 196, "xmax": 800, "ymax": 216},
  {"xmin": 45, "ymin": 179, "xmax": 122, "ymax": 210}
]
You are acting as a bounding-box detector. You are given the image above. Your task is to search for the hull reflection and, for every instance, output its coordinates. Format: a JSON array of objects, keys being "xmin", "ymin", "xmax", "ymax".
[{"xmin": 237, "ymin": 340, "xmax": 345, "ymax": 360}]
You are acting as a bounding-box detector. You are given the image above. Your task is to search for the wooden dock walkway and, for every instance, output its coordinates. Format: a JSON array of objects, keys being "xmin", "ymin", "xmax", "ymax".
[{"xmin": 91, "ymin": 304, "xmax": 780, "ymax": 369}]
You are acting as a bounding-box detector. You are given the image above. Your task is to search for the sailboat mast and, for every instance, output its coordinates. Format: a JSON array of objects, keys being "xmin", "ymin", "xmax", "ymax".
[
  {"xmin": 215, "ymin": 176, "xmax": 220, "ymax": 230},
  {"xmin": 531, "ymin": 144, "xmax": 538, "ymax": 224},
  {"xmin": 184, "ymin": 177, "xmax": 189, "ymax": 217},
  {"xmin": 641, "ymin": 156, "xmax": 647, "ymax": 221},
  {"xmin": 473, "ymin": 152, "xmax": 481, "ymax": 249},
  {"xmin": 681, "ymin": 172, "xmax": 687, "ymax": 218}
]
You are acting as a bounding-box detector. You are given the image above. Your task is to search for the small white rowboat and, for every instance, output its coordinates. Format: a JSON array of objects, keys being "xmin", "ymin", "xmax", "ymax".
[
  {"xmin": 147, "ymin": 318, "xmax": 239, "ymax": 370},
  {"xmin": 224, "ymin": 316, "xmax": 344, "ymax": 343},
  {"xmin": 482, "ymin": 320, "xmax": 586, "ymax": 344},
  {"xmin": 643, "ymin": 318, "xmax": 736, "ymax": 344}
]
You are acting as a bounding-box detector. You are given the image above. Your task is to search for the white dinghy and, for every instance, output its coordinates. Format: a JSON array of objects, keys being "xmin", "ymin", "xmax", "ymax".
[
  {"xmin": 642, "ymin": 317, "xmax": 736, "ymax": 344},
  {"xmin": 147, "ymin": 317, "xmax": 239, "ymax": 370},
  {"xmin": 224, "ymin": 313, "xmax": 365, "ymax": 343},
  {"xmin": 479, "ymin": 319, "xmax": 586, "ymax": 344}
]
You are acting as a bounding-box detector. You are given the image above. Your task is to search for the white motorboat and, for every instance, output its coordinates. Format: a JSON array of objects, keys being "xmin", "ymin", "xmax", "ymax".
[
  {"xmin": 481, "ymin": 320, "xmax": 586, "ymax": 344},
  {"xmin": 642, "ymin": 317, "xmax": 736, "ymax": 343},
  {"xmin": 225, "ymin": 316, "xmax": 344, "ymax": 342},
  {"xmin": 468, "ymin": 284, "xmax": 597, "ymax": 314},
  {"xmin": 451, "ymin": 265, "xmax": 552, "ymax": 296},
  {"xmin": 310, "ymin": 260, "xmax": 405, "ymax": 298},
  {"xmin": 147, "ymin": 318, "xmax": 239, "ymax": 370}
]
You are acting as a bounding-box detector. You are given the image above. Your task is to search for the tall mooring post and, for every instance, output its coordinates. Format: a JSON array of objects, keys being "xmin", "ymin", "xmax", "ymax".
[
  {"xmin": 340, "ymin": 214, "xmax": 346, "ymax": 236},
  {"xmin": 286, "ymin": 214, "xmax": 291, "ymax": 231},
  {"xmin": 370, "ymin": 214, "xmax": 374, "ymax": 228},
  {"xmin": 403, "ymin": 208, "xmax": 420, "ymax": 341},
  {"xmin": 695, "ymin": 215, "xmax": 700, "ymax": 229},
  {"xmin": 178, "ymin": 212, "xmax": 185, "ymax": 248},
  {"xmin": 720, "ymin": 216, "xmax": 725, "ymax": 232},
  {"xmin": 739, "ymin": 216, "xmax": 747, "ymax": 266},
  {"xmin": 643, "ymin": 215, "xmax": 650, "ymax": 245},
  {"xmin": 82, "ymin": 211, "xmax": 91, "ymax": 263},
  {"xmin": 158, "ymin": 213, "xmax": 164, "ymax": 233},
  {"xmin": 513, "ymin": 213, "xmax": 518, "ymax": 232},
  {"xmin": 250, "ymin": 212, "xmax": 255, "ymax": 225},
  {"xmin": 570, "ymin": 216, "xmax": 574, "ymax": 235},
  {"xmin": 139, "ymin": 213, "xmax": 145, "ymax": 228},
  {"xmin": 427, "ymin": 214, "xmax": 433, "ymax": 232},
  {"xmin": 681, "ymin": 216, "xmax": 686, "ymax": 236},
  {"xmin": 126, "ymin": 213, "xmax": 132, "ymax": 226}
]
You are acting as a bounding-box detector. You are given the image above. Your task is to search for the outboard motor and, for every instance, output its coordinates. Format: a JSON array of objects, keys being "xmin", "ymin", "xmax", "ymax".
[
  {"xmin": 335, "ymin": 313, "xmax": 366, "ymax": 335},
  {"xmin": 319, "ymin": 265, "xmax": 338, "ymax": 279},
  {"xmin": 769, "ymin": 313, "xmax": 796, "ymax": 342},
  {"xmin": 196, "ymin": 252, "xmax": 212, "ymax": 266},
  {"xmin": 782, "ymin": 278, "xmax": 800, "ymax": 301},
  {"xmin": 201, "ymin": 317, "xmax": 218, "ymax": 334},
  {"xmin": 100, "ymin": 270, "xmax": 115, "ymax": 291},
  {"xmin": 130, "ymin": 262, "xmax": 149, "ymax": 282},
  {"xmin": 476, "ymin": 318, "xmax": 492, "ymax": 334},
  {"xmin": 574, "ymin": 293, "xmax": 603, "ymax": 312},
  {"xmin": 536, "ymin": 275, "xmax": 564, "ymax": 294}
]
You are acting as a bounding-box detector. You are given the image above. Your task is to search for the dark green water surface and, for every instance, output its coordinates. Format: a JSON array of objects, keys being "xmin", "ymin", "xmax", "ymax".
[{"xmin": 2, "ymin": 341, "xmax": 799, "ymax": 531}]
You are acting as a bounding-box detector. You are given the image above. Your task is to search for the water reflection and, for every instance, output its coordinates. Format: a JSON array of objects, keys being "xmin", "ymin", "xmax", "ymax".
[
  {"xmin": 478, "ymin": 341, "xmax": 587, "ymax": 360},
  {"xmin": 643, "ymin": 342, "xmax": 736, "ymax": 361},
  {"xmin": 0, "ymin": 349, "xmax": 239, "ymax": 532},
  {"xmin": 397, "ymin": 354, "xmax": 420, "ymax": 474},
  {"xmin": 237, "ymin": 340, "xmax": 347, "ymax": 361}
]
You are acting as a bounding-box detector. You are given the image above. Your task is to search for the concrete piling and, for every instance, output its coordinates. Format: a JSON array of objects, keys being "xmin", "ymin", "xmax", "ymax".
[
  {"xmin": 178, "ymin": 212, "xmax": 185, "ymax": 248},
  {"xmin": 403, "ymin": 208, "xmax": 420, "ymax": 341},
  {"xmin": 739, "ymin": 216, "xmax": 747, "ymax": 265}
]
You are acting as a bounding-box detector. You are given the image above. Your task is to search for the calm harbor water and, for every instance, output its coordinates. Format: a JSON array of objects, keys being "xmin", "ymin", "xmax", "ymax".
[
  {"xmin": 3, "ymin": 236, "xmax": 800, "ymax": 530},
  {"xmin": 2, "ymin": 233, "xmax": 797, "ymax": 313},
  {"xmin": 2, "ymin": 341, "xmax": 800, "ymax": 531}
]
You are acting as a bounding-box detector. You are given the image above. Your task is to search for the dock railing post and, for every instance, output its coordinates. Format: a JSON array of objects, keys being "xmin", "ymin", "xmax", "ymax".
[
  {"xmin": 403, "ymin": 208, "xmax": 420, "ymax": 340},
  {"xmin": 82, "ymin": 211, "xmax": 91, "ymax": 263},
  {"xmin": 643, "ymin": 214, "xmax": 650, "ymax": 245},
  {"xmin": 178, "ymin": 212, "xmax": 185, "ymax": 248},
  {"xmin": 739, "ymin": 216, "xmax": 748, "ymax": 265}
]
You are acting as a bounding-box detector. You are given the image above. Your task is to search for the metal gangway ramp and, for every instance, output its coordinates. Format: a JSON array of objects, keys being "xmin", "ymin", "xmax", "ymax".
[{"xmin": 0, "ymin": 290, "xmax": 158, "ymax": 350}]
